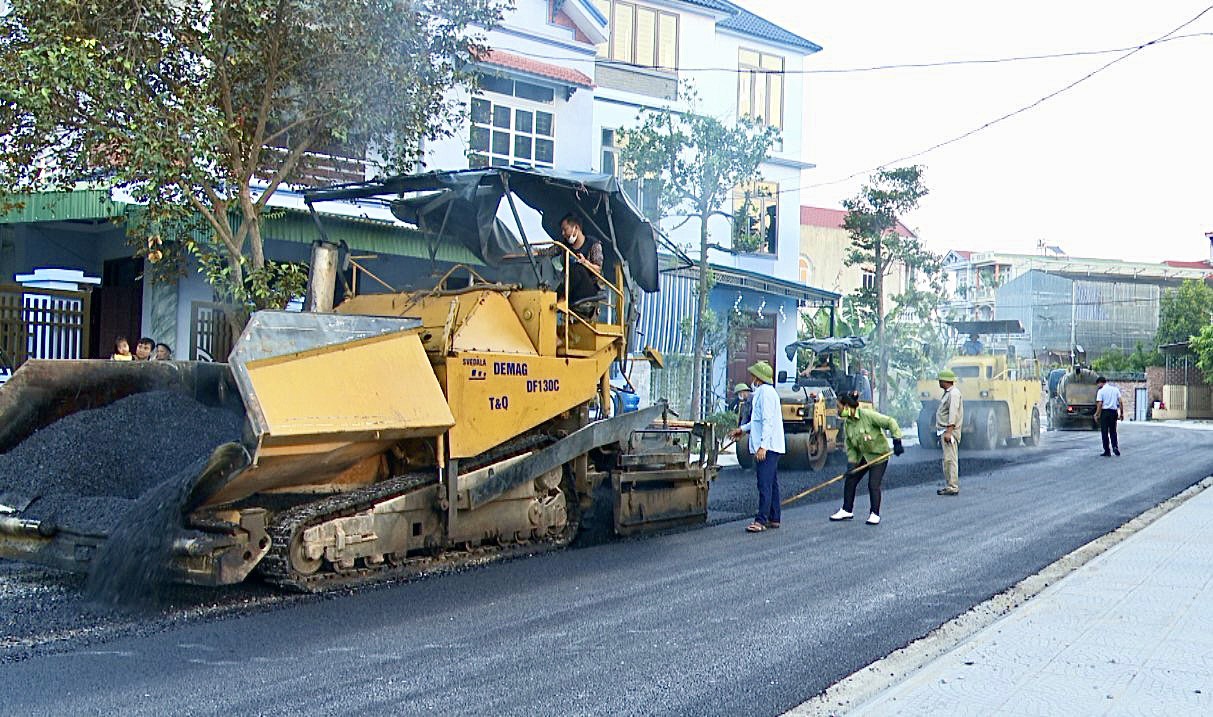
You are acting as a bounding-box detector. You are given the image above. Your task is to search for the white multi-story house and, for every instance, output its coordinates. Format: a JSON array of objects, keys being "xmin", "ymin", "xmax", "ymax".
[
  {"xmin": 0, "ymin": 1, "xmax": 830, "ymax": 394},
  {"xmin": 587, "ymin": 0, "xmax": 830, "ymax": 408},
  {"xmin": 424, "ymin": 1, "xmax": 606, "ymax": 173}
]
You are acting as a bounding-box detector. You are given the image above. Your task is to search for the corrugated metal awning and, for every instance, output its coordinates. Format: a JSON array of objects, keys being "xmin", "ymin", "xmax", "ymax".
[
  {"xmin": 0, "ymin": 189, "xmax": 479, "ymax": 265},
  {"xmin": 666, "ymin": 263, "xmax": 840, "ymax": 306},
  {"xmin": 0, "ymin": 190, "xmax": 124, "ymax": 223}
]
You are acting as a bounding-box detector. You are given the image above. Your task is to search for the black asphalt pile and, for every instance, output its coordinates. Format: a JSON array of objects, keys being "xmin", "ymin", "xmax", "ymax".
[
  {"xmin": 85, "ymin": 454, "xmax": 210, "ymax": 609},
  {"xmin": 0, "ymin": 391, "xmax": 244, "ymax": 533}
]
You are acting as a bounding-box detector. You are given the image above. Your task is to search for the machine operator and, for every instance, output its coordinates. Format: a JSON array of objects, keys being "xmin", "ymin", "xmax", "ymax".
[{"xmin": 556, "ymin": 213, "xmax": 605, "ymax": 310}]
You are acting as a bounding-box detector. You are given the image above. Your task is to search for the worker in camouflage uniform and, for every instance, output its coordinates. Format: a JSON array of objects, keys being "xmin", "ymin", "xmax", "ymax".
[{"xmin": 829, "ymin": 391, "xmax": 904, "ymax": 525}]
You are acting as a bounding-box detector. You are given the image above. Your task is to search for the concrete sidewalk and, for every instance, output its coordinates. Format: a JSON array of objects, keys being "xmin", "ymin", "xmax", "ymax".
[{"xmin": 844, "ymin": 481, "xmax": 1213, "ymax": 716}]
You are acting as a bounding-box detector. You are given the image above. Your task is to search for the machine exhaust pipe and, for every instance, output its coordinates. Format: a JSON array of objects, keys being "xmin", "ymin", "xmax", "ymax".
[{"xmin": 304, "ymin": 239, "xmax": 340, "ymax": 312}]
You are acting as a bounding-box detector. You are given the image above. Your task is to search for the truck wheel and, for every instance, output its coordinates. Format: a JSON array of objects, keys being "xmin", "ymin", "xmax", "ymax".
[
  {"xmin": 1023, "ymin": 407, "xmax": 1041, "ymax": 446},
  {"xmin": 810, "ymin": 429, "xmax": 829, "ymax": 471},
  {"xmin": 978, "ymin": 408, "xmax": 999, "ymax": 451},
  {"xmin": 917, "ymin": 407, "xmax": 937, "ymax": 449},
  {"xmin": 785, "ymin": 433, "xmax": 813, "ymax": 470},
  {"xmin": 736, "ymin": 439, "xmax": 754, "ymax": 469}
]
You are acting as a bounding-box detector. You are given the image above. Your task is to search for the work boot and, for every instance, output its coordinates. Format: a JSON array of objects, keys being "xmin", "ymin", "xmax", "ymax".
[
  {"xmin": 937, "ymin": 488, "xmax": 959, "ymax": 496},
  {"xmin": 866, "ymin": 513, "xmax": 880, "ymax": 525},
  {"xmin": 829, "ymin": 509, "xmax": 854, "ymax": 521},
  {"xmin": 1114, "ymin": 449, "xmax": 1121, "ymax": 456}
]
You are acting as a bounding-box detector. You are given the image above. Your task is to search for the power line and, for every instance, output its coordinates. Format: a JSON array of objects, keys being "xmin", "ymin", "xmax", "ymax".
[
  {"xmin": 512, "ymin": 32, "xmax": 1213, "ymax": 75},
  {"xmin": 795, "ymin": 4, "xmax": 1213, "ymax": 193},
  {"xmin": 800, "ymin": 33, "xmax": 1213, "ymax": 74}
]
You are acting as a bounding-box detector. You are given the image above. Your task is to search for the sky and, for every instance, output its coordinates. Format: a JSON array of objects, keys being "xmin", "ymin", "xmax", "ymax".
[{"xmin": 732, "ymin": 0, "xmax": 1213, "ymax": 264}]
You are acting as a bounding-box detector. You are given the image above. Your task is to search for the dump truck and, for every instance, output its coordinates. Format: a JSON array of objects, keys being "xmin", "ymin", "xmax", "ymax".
[
  {"xmin": 735, "ymin": 336, "xmax": 869, "ymax": 471},
  {"xmin": 0, "ymin": 167, "xmax": 717, "ymax": 591},
  {"xmin": 916, "ymin": 320, "xmax": 1044, "ymax": 450},
  {"xmin": 1047, "ymin": 365, "xmax": 1100, "ymax": 430}
]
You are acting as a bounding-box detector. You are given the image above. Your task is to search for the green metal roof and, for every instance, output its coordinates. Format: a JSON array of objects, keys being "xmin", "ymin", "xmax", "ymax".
[
  {"xmin": 262, "ymin": 208, "xmax": 480, "ymax": 265},
  {"xmin": 0, "ymin": 190, "xmax": 125, "ymax": 223},
  {"xmin": 0, "ymin": 189, "xmax": 478, "ymax": 265}
]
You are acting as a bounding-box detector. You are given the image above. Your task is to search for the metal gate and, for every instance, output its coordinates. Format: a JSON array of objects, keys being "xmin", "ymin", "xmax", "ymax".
[
  {"xmin": 189, "ymin": 301, "xmax": 236, "ymax": 362},
  {"xmin": 1135, "ymin": 387, "xmax": 1148, "ymax": 422},
  {"xmin": 0, "ymin": 283, "xmax": 91, "ymax": 369}
]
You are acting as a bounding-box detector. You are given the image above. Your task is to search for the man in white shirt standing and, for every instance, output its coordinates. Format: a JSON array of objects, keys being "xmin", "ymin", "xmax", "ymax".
[
  {"xmin": 729, "ymin": 361, "xmax": 786, "ymax": 533},
  {"xmin": 1095, "ymin": 376, "xmax": 1124, "ymax": 456}
]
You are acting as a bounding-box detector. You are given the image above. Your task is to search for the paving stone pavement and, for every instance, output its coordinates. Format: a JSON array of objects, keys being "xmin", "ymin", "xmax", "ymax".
[{"xmin": 847, "ymin": 483, "xmax": 1213, "ymax": 716}]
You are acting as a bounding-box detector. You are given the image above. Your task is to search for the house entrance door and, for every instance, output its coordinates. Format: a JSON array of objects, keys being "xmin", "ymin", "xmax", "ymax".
[
  {"xmin": 91, "ymin": 257, "xmax": 143, "ymax": 358},
  {"xmin": 728, "ymin": 317, "xmax": 776, "ymax": 400}
]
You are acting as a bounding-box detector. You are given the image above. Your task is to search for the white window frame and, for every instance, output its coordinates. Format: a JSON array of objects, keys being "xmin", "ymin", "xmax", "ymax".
[
  {"xmin": 732, "ymin": 180, "xmax": 779, "ymax": 255},
  {"xmin": 737, "ymin": 48, "xmax": 785, "ymax": 130},
  {"xmin": 469, "ymin": 94, "xmax": 556, "ymax": 169},
  {"xmin": 601, "ymin": 128, "xmax": 661, "ymax": 221},
  {"xmin": 593, "ymin": 0, "xmax": 679, "ymax": 70}
]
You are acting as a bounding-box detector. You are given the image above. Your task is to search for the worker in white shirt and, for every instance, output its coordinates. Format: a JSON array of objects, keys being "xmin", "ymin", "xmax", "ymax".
[
  {"xmin": 1095, "ymin": 376, "xmax": 1124, "ymax": 456},
  {"xmin": 728, "ymin": 360, "xmax": 786, "ymax": 533}
]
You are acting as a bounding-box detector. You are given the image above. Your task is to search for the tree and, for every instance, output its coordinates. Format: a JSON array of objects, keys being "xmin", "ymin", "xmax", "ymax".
[
  {"xmin": 620, "ymin": 89, "xmax": 779, "ymax": 419},
  {"xmin": 842, "ymin": 166, "xmax": 938, "ymax": 410},
  {"xmin": 1156, "ymin": 279, "xmax": 1213, "ymax": 346},
  {"xmin": 1191, "ymin": 324, "xmax": 1213, "ymax": 383},
  {"xmin": 800, "ymin": 289, "xmax": 949, "ymax": 425},
  {"xmin": 0, "ymin": 0, "xmax": 504, "ymax": 322},
  {"xmin": 1091, "ymin": 343, "xmax": 1162, "ymax": 373}
]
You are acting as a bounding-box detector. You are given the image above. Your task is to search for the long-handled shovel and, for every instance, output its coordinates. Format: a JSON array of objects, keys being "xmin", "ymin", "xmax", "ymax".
[{"xmin": 781, "ymin": 450, "xmax": 894, "ymax": 507}]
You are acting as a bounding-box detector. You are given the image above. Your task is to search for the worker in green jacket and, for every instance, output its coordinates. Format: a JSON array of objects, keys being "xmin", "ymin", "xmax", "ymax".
[{"xmin": 829, "ymin": 390, "xmax": 905, "ymax": 525}]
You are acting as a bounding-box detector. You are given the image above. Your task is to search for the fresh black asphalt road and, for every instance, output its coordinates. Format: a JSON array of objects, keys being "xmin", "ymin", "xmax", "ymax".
[{"xmin": 2, "ymin": 424, "xmax": 1211, "ymax": 716}]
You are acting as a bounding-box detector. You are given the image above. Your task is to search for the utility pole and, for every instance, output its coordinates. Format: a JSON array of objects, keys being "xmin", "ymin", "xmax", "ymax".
[
  {"xmin": 1070, "ymin": 279, "xmax": 1077, "ymax": 366},
  {"xmin": 875, "ymin": 230, "xmax": 886, "ymax": 411}
]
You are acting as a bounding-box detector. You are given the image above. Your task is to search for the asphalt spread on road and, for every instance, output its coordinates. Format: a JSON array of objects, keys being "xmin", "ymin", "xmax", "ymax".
[{"xmin": 0, "ymin": 424, "xmax": 1209, "ymax": 716}]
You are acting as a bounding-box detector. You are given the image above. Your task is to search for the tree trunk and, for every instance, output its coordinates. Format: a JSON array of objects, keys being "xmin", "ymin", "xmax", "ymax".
[
  {"xmin": 875, "ymin": 232, "xmax": 887, "ymax": 411},
  {"xmin": 689, "ymin": 217, "xmax": 711, "ymax": 421},
  {"xmin": 223, "ymin": 247, "xmax": 250, "ymax": 340}
]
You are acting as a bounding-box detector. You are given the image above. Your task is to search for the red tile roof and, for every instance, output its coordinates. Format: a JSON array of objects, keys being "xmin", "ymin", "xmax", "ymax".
[
  {"xmin": 799, "ymin": 206, "xmax": 916, "ymax": 238},
  {"xmin": 478, "ymin": 49, "xmax": 594, "ymax": 89},
  {"xmin": 1162, "ymin": 259, "xmax": 1213, "ymax": 269}
]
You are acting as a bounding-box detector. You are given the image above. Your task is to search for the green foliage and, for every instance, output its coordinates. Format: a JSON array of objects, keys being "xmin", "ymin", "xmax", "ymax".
[
  {"xmin": 842, "ymin": 166, "xmax": 940, "ymax": 295},
  {"xmin": 799, "ymin": 290, "xmax": 948, "ymax": 426},
  {"xmin": 839, "ymin": 166, "xmax": 939, "ymax": 411},
  {"xmin": 0, "ymin": 0, "xmax": 504, "ymax": 319},
  {"xmin": 1191, "ymin": 324, "xmax": 1213, "ymax": 384},
  {"xmin": 730, "ymin": 183, "xmax": 773, "ymax": 253},
  {"xmin": 704, "ymin": 408, "xmax": 739, "ymax": 448},
  {"xmin": 881, "ymin": 287, "xmax": 951, "ymax": 425},
  {"xmin": 619, "ymin": 84, "xmax": 779, "ymax": 418},
  {"xmin": 1091, "ymin": 343, "xmax": 1163, "ymax": 373},
  {"xmin": 619, "ymin": 86, "xmax": 779, "ymax": 228},
  {"xmin": 1156, "ymin": 279, "xmax": 1213, "ymax": 346}
]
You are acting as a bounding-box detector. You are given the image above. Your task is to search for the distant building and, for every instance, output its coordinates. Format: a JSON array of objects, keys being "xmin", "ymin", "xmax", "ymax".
[
  {"xmin": 996, "ymin": 270, "xmax": 1168, "ymax": 361},
  {"xmin": 799, "ymin": 205, "xmax": 914, "ymax": 305},
  {"xmin": 943, "ymin": 248, "xmax": 1212, "ymax": 323}
]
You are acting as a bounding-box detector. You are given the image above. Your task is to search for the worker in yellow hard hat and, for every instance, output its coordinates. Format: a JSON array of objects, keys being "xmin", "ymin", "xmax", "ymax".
[
  {"xmin": 935, "ymin": 369, "xmax": 964, "ymax": 495},
  {"xmin": 728, "ymin": 361, "xmax": 785, "ymax": 533},
  {"xmin": 727, "ymin": 382, "xmax": 752, "ymax": 414}
]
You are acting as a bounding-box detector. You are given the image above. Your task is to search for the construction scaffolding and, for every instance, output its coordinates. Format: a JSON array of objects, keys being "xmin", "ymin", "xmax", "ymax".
[{"xmin": 995, "ymin": 270, "xmax": 1162, "ymax": 362}]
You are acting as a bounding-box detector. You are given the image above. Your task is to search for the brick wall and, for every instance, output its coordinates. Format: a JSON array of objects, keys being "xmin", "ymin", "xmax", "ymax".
[
  {"xmin": 1146, "ymin": 366, "xmax": 1165, "ymax": 406},
  {"xmin": 1117, "ymin": 380, "xmax": 1147, "ymax": 421}
]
